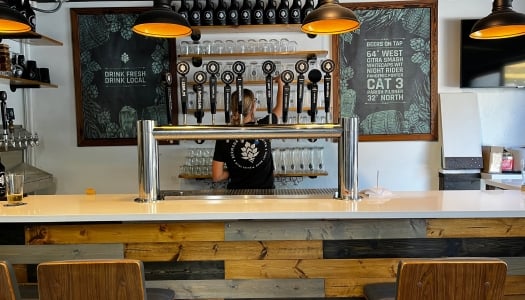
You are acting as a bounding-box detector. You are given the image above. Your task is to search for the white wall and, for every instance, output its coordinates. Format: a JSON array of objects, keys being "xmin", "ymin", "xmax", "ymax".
[{"xmin": 4, "ymin": 0, "xmax": 523, "ymax": 194}]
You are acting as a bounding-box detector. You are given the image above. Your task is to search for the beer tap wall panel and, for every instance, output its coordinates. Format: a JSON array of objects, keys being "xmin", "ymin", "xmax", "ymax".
[{"xmin": 175, "ymin": 29, "xmax": 332, "ymax": 126}]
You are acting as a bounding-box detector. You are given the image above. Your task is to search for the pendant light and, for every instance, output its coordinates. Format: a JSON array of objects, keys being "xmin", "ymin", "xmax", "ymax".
[
  {"xmin": 301, "ymin": 0, "xmax": 360, "ymax": 35},
  {"xmin": 0, "ymin": 0, "xmax": 31, "ymax": 33},
  {"xmin": 132, "ymin": 0, "xmax": 192, "ymax": 38},
  {"xmin": 470, "ymin": 0, "xmax": 525, "ymax": 39}
]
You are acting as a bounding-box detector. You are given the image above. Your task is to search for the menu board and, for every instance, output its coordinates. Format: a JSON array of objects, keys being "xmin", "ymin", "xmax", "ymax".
[
  {"xmin": 335, "ymin": 2, "xmax": 437, "ymax": 141},
  {"xmin": 71, "ymin": 8, "xmax": 177, "ymax": 146}
]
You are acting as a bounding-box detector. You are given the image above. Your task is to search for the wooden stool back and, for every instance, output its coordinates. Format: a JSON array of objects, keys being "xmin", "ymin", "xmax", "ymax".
[
  {"xmin": 37, "ymin": 259, "xmax": 148, "ymax": 300},
  {"xmin": 396, "ymin": 258, "xmax": 507, "ymax": 300},
  {"xmin": 0, "ymin": 261, "xmax": 22, "ymax": 300}
]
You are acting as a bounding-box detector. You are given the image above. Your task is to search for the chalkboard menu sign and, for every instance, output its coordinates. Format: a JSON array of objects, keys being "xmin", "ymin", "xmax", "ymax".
[
  {"xmin": 332, "ymin": 1, "xmax": 437, "ymax": 141},
  {"xmin": 71, "ymin": 8, "xmax": 177, "ymax": 146}
]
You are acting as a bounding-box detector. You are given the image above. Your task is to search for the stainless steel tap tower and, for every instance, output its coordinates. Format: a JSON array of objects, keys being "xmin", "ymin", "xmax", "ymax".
[{"xmin": 136, "ymin": 117, "xmax": 359, "ymax": 201}]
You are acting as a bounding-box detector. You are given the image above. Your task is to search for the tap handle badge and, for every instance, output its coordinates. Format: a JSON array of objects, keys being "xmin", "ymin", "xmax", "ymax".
[
  {"xmin": 176, "ymin": 61, "xmax": 190, "ymax": 76},
  {"xmin": 321, "ymin": 59, "xmax": 335, "ymax": 74},
  {"xmin": 206, "ymin": 60, "xmax": 220, "ymax": 75},
  {"xmin": 232, "ymin": 61, "xmax": 246, "ymax": 75},
  {"xmin": 221, "ymin": 70, "xmax": 235, "ymax": 85},
  {"xmin": 262, "ymin": 60, "xmax": 276, "ymax": 75},
  {"xmin": 295, "ymin": 59, "xmax": 309, "ymax": 74}
]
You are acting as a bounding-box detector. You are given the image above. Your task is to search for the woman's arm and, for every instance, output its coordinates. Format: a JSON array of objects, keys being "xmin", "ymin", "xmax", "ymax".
[
  {"xmin": 212, "ymin": 160, "xmax": 229, "ymax": 182},
  {"xmin": 272, "ymin": 75, "xmax": 284, "ymax": 119}
]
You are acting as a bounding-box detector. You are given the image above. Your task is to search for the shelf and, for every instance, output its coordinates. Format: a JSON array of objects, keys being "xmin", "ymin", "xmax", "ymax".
[
  {"xmin": 190, "ymin": 24, "xmax": 304, "ymax": 34},
  {"xmin": 178, "ymin": 50, "xmax": 328, "ymax": 60},
  {"xmin": 0, "ymin": 31, "xmax": 63, "ymax": 46},
  {"xmin": 185, "ymin": 107, "xmax": 322, "ymax": 113},
  {"xmin": 179, "ymin": 171, "xmax": 328, "ymax": 179},
  {"xmin": 0, "ymin": 75, "xmax": 58, "ymax": 89}
]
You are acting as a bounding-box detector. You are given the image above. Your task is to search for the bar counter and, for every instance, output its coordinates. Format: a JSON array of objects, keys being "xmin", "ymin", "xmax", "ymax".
[
  {"xmin": 1, "ymin": 190, "xmax": 524, "ymax": 299},
  {"xmin": 1, "ymin": 190, "xmax": 524, "ymax": 222}
]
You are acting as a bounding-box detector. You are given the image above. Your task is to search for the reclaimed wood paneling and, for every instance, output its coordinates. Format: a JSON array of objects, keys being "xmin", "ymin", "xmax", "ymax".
[
  {"xmin": 126, "ymin": 241, "xmax": 322, "ymax": 261},
  {"xmin": 225, "ymin": 259, "xmax": 398, "ymax": 279},
  {"xmin": 505, "ymin": 276, "xmax": 525, "ymax": 295},
  {"xmin": 25, "ymin": 223, "xmax": 224, "ymax": 244},
  {"xmin": 0, "ymin": 244, "xmax": 124, "ymax": 264},
  {"xmin": 225, "ymin": 220, "xmax": 426, "ymax": 241},
  {"xmin": 502, "ymin": 257, "xmax": 525, "ymax": 275},
  {"xmin": 143, "ymin": 261, "xmax": 224, "ymax": 280},
  {"xmin": 324, "ymin": 238, "xmax": 525, "ymax": 259},
  {"xmin": 325, "ymin": 278, "xmax": 395, "ymax": 298},
  {"xmin": 146, "ymin": 279, "xmax": 325, "ymax": 299},
  {"xmin": 427, "ymin": 219, "xmax": 525, "ymax": 238}
]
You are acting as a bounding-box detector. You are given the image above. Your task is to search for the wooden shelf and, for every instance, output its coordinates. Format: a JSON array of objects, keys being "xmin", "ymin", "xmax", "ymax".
[
  {"xmin": 190, "ymin": 24, "xmax": 304, "ymax": 34},
  {"xmin": 179, "ymin": 171, "xmax": 328, "ymax": 179},
  {"xmin": 178, "ymin": 50, "xmax": 328, "ymax": 60},
  {"xmin": 0, "ymin": 75, "xmax": 58, "ymax": 89},
  {"xmin": 0, "ymin": 31, "xmax": 63, "ymax": 46}
]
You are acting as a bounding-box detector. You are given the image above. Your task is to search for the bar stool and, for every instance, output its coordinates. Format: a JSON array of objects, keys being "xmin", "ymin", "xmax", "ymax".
[
  {"xmin": 37, "ymin": 259, "xmax": 175, "ymax": 300},
  {"xmin": 363, "ymin": 258, "xmax": 507, "ymax": 300},
  {"xmin": 0, "ymin": 260, "xmax": 38, "ymax": 300}
]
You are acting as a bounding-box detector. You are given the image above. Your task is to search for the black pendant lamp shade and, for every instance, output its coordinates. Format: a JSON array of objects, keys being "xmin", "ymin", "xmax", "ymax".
[
  {"xmin": 0, "ymin": 0, "xmax": 31, "ymax": 33},
  {"xmin": 132, "ymin": 0, "xmax": 192, "ymax": 38},
  {"xmin": 301, "ymin": 0, "xmax": 360, "ymax": 35},
  {"xmin": 470, "ymin": 0, "xmax": 525, "ymax": 39}
]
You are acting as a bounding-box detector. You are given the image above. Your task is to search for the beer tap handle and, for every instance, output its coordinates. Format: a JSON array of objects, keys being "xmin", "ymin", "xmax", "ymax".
[
  {"xmin": 232, "ymin": 61, "xmax": 246, "ymax": 123},
  {"xmin": 262, "ymin": 60, "xmax": 276, "ymax": 123},
  {"xmin": 176, "ymin": 61, "xmax": 190, "ymax": 125},
  {"xmin": 280, "ymin": 70, "xmax": 294, "ymax": 124},
  {"xmin": 193, "ymin": 71, "xmax": 207, "ymax": 125},
  {"xmin": 162, "ymin": 72, "xmax": 173, "ymax": 125},
  {"xmin": 321, "ymin": 59, "xmax": 335, "ymax": 123},
  {"xmin": 221, "ymin": 71, "xmax": 234, "ymax": 124},
  {"xmin": 206, "ymin": 61, "xmax": 220, "ymax": 125},
  {"xmin": 308, "ymin": 69, "xmax": 322, "ymax": 123},
  {"xmin": 295, "ymin": 60, "xmax": 309, "ymax": 116}
]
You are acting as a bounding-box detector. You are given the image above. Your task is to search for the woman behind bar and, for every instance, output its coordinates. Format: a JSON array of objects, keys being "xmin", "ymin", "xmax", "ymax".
[{"xmin": 212, "ymin": 78, "xmax": 283, "ymax": 189}]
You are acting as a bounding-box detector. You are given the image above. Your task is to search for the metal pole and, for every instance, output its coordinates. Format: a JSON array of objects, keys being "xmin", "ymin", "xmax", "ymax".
[
  {"xmin": 338, "ymin": 117, "xmax": 359, "ymax": 200},
  {"xmin": 136, "ymin": 120, "xmax": 159, "ymax": 202}
]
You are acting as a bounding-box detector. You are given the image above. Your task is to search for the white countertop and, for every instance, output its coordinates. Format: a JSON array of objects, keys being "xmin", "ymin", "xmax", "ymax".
[
  {"xmin": 1, "ymin": 190, "xmax": 524, "ymax": 222},
  {"xmin": 484, "ymin": 179, "xmax": 524, "ymax": 190}
]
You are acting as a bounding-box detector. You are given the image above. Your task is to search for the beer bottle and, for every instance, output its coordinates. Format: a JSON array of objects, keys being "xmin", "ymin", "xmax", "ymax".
[
  {"xmin": 178, "ymin": 0, "xmax": 191, "ymax": 22},
  {"xmin": 189, "ymin": 0, "xmax": 202, "ymax": 26},
  {"xmin": 252, "ymin": 0, "xmax": 265, "ymax": 25},
  {"xmin": 264, "ymin": 0, "xmax": 276, "ymax": 24},
  {"xmin": 202, "ymin": 0, "xmax": 215, "ymax": 25},
  {"xmin": 0, "ymin": 157, "xmax": 5, "ymax": 200},
  {"xmin": 239, "ymin": 0, "xmax": 252, "ymax": 25},
  {"xmin": 289, "ymin": 0, "xmax": 301, "ymax": 24},
  {"xmin": 300, "ymin": 0, "xmax": 314, "ymax": 22},
  {"xmin": 214, "ymin": 0, "xmax": 228, "ymax": 25},
  {"xmin": 227, "ymin": 0, "xmax": 240, "ymax": 25},
  {"xmin": 276, "ymin": 0, "xmax": 289, "ymax": 24}
]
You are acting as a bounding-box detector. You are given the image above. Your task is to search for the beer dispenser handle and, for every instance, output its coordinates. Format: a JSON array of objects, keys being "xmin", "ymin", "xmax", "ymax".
[
  {"xmin": 232, "ymin": 61, "xmax": 246, "ymax": 124},
  {"xmin": 308, "ymin": 69, "xmax": 322, "ymax": 123},
  {"xmin": 262, "ymin": 60, "xmax": 276, "ymax": 123},
  {"xmin": 221, "ymin": 71, "xmax": 234, "ymax": 124},
  {"xmin": 206, "ymin": 61, "xmax": 220, "ymax": 125},
  {"xmin": 295, "ymin": 60, "xmax": 309, "ymax": 121},
  {"xmin": 162, "ymin": 72, "xmax": 173, "ymax": 125},
  {"xmin": 193, "ymin": 71, "xmax": 207, "ymax": 125},
  {"xmin": 280, "ymin": 70, "xmax": 294, "ymax": 124},
  {"xmin": 321, "ymin": 59, "xmax": 335, "ymax": 123},
  {"xmin": 176, "ymin": 61, "xmax": 190, "ymax": 125}
]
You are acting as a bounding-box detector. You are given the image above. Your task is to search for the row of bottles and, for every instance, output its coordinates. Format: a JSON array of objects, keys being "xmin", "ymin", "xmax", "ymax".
[
  {"xmin": 173, "ymin": 0, "xmax": 315, "ymax": 26},
  {"xmin": 8, "ymin": 0, "xmax": 36, "ymax": 31}
]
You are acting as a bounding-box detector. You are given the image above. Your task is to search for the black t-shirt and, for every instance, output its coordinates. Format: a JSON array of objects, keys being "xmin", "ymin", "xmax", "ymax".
[{"xmin": 213, "ymin": 114, "xmax": 277, "ymax": 189}]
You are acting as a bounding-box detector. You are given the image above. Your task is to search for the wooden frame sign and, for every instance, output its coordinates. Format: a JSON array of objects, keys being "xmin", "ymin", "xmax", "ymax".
[
  {"xmin": 332, "ymin": 0, "xmax": 438, "ymax": 141},
  {"xmin": 71, "ymin": 7, "xmax": 177, "ymax": 146}
]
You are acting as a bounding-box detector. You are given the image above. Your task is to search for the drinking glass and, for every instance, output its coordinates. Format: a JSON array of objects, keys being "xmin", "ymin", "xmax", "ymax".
[
  {"xmin": 224, "ymin": 40, "xmax": 235, "ymax": 54},
  {"xmin": 279, "ymin": 38, "xmax": 289, "ymax": 52},
  {"xmin": 6, "ymin": 173, "xmax": 24, "ymax": 206},
  {"xmin": 212, "ymin": 40, "xmax": 224, "ymax": 54}
]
